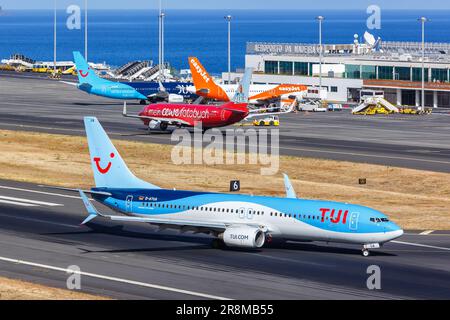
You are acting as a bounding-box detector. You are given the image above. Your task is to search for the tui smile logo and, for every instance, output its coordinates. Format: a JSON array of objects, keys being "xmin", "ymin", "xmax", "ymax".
[
  {"xmin": 79, "ymin": 67, "xmax": 90, "ymax": 78},
  {"xmin": 93, "ymin": 153, "xmax": 115, "ymax": 174}
]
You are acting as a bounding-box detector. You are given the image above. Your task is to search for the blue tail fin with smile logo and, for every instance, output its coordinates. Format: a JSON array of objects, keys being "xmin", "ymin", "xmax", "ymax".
[
  {"xmin": 73, "ymin": 51, "xmax": 102, "ymax": 86},
  {"xmin": 84, "ymin": 117, "xmax": 160, "ymax": 189}
]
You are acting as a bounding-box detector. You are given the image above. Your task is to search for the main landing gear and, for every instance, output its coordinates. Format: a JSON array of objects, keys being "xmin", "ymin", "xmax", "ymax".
[
  {"xmin": 362, "ymin": 249, "xmax": 370, "ymax": 257},
  {"xmin": 211, "ymin": 239, "xmax": 226, "ymax": 249}
]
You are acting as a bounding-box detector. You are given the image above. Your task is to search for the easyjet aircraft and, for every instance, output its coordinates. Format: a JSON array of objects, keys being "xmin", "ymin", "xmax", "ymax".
[
  {"xmin": 123, "ymin": 68, "xmax": 294, "ymax": 131},
  {"xmin": 187, "ymin": 57, "xmax": 308, "ymax": 105}
]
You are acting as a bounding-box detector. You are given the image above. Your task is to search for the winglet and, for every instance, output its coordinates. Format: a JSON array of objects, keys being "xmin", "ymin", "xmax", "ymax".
[
  {"xmin": 79, "ymin": 190, "xmax": 101, "ymax": 225},
  {"xmin": 283, "ymin": 174, "xmax": 297, "ymax": 199}
]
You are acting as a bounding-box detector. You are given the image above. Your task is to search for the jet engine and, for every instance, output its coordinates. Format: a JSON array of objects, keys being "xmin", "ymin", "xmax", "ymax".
[
  {"xmin": 148, "ymin": 120, "xmax": 168, "ymax": 131},
  {"xmin": 219, "ymin": 227, "xmax": 266, "ymax": 249}
]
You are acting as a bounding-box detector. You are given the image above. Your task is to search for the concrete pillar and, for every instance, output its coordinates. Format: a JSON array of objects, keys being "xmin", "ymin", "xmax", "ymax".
[
  {"xmin": 415, "ymin": 90, "xmax": 421, "ymax": 107},
  {"xmin": 433, "ymin": 91, "xmax": 438, "ymax": 108},
  {"xmin": 396, "ymin": 89, "xmax": 402, "ymax": 106}
]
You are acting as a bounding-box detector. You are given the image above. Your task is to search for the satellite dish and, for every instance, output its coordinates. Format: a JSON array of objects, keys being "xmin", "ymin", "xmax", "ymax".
[{"xmin": 364, "ymin": 31, "xmax": 376, "ymax": 46}]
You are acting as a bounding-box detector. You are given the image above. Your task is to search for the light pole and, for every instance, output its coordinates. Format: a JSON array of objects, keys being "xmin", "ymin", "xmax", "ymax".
[
  {"xmin": 53, "ymin": 0, "xmax": 57, "ymax": 73},
  {"xmin": 418, "ymin": 17, "xmax": 428, "ymax": 110},
  {"xmin": 225, "ymin": 15, "xmax": 232, "ymax": 84},
  {"xmin": 161, "ymin": 12, "xmax": 165, "ymax": 79},
  {"xmin": 316, "ymin": 16, "xmax": 324, "ymax": 93},
  {"xmin": 85, "ymin": 0, "xmax": 88, "ymax": 61},
  {"xmin": 158, "ymin": 0, "xmax": 165, "ymax": 81}
]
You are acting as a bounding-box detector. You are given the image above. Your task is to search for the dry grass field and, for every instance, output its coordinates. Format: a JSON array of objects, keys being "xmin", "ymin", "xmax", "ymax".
[
  {"xmin": 0, "ymin": 276, "xmax": 108, "ymax": 300},
  {"xmin": 0, "ymin": 129, "xmax": 449, "ymax": 230}
]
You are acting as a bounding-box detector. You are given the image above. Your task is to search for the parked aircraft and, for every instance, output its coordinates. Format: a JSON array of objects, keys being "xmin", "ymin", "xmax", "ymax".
[
  {"xmin": 68, "ymin": 51, "xmax": 196, "ymax": 104},
  {"xmin": 187, "ymin": 57, "xmax": 307, "ymax": 106},
  {"xmin": 122, "ymin": 68, "xmax": 294, "ymax": 131}
]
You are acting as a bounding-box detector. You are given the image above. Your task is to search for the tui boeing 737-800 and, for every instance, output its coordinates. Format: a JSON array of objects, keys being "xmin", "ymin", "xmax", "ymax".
[{"xmin": 46, "ymin": 117, "xmax": 404, "ymax": 257}]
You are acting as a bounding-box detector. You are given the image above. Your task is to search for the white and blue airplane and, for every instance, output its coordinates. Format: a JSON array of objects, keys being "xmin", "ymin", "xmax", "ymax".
[
  {"xmin": 65, "ymin": 117, "xmax": 403, "ymax": 257},
  {"xmin": 68, "ymin": 51, "xmax": 196, "ymax": 104}
]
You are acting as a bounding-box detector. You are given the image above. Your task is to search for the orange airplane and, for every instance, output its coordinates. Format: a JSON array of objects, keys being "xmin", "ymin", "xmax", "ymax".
[{"xmin": 187, "ymin": 57, "xmax": 307, "ymax": 106}]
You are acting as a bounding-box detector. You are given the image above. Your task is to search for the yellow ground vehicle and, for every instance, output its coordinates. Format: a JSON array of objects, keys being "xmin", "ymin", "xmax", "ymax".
[
  {"xmin": 253, "ymin": 116, "xmax": 280, "ymax": 127},
  {"xmin": 353, "ymin": 104, "xmax": 393, "ymax": 115},
  {"xmin": 62, "ymin": 66, "xmax": 77, "ymax": 76},
  {"xmin": 32, "ymin": 66, "xmax": 50, "ymax": 73}
]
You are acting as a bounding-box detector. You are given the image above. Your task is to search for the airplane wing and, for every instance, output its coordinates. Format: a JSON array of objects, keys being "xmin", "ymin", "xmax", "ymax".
[
  {"xmin": 244, "ymin": 104, "xmax": 295, "ymax": 120},
  {"xmin": 122, "ymin": 102, "xmax": 191, "ymax": 126},
  {"xmin": 78, "ymin": 191, "xmax": 269, "ymax": 232},
  {"xmin": 40, "ymin": 185, "xmax": 112, "ymax": 196}
]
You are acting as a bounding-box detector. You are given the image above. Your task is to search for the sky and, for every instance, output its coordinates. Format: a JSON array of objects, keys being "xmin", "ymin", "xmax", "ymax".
[{"xmin": 1, "ymin": 0, "xmax": 450, "ymax": 10}]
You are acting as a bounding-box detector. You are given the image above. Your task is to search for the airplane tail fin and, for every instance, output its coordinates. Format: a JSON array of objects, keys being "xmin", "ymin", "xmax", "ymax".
[
  {"xmin": 188, "ymin": 57, "xmax": 224, "ymax": 97},
  {"xmin": 84, "ymin": 117, "xmax": 160, "ymax": 189},
  {"xmin": 73, "ymin": 51, "xmax": 101, "ymax": 85},
  {"xmin": 231, "ymin": 68, "xmax": 253, "ymax": 103}
]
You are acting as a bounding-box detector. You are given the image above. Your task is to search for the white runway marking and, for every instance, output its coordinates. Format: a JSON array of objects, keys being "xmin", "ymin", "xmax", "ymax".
[
  {"xmin": 0, "ymin": 196, "xmax": 63, "ymax": 207},
  {"xmin": 0, "ymin": 185, "xmax": 83, "ymax": 200},
  {"xmin": 392, "ymin": 240, "xmax": 450, "ymax": 251},
  {"xmin": 0, "ymin": 199, "xmax": 38, "ymax": 207},
  {"xmin": 0, "ymin": 255, "xmax": 231, "ymax": 300},
  {"xmin": 420, "ymin": 230, "xmax": 435, "ymax": 235}
]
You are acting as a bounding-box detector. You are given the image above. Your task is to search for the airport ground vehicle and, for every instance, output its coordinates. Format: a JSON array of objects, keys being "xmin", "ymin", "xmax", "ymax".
[
  {"xmin": 50, "ymin": 117, "xmax": 404, "ymax": 257},
  {"xmin": 253, "ymin": 116, "xmax": 280, "ymax": 126},
  {"xmin": 328, "ymin": 103, "xmax": 343, "ymax": 111}
]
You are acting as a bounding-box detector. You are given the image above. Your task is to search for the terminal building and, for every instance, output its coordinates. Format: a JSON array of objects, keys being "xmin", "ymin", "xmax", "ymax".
[{"xmin": 223, "ymin": 34, "xmax": 450, "ymax": 108}]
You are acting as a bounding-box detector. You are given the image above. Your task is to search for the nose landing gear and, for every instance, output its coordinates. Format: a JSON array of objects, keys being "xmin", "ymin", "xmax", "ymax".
[{"xmin": 362, "ymin": 243, "xmax": 381, "ymax": 257}]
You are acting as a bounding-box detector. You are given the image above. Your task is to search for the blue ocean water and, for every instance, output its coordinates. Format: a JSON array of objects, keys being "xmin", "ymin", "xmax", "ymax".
[{"xmin": 0, "ymin": 9, "xmax": 449, "ymax": 74}]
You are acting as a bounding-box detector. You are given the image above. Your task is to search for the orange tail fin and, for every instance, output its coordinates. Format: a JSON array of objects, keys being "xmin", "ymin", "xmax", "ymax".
[{"xmin": 188, "ymin": 57, "xmax": 229, "ymax": 101}]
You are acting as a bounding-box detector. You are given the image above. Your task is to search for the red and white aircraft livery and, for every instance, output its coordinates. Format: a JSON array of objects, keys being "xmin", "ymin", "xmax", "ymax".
[
  {"xmin": 123, "ymin": 68, "xmax": 293, "ymax": 131},
  {"xmin": 187, "ymin": 57, "xmax": 308, "ymax": 106}
]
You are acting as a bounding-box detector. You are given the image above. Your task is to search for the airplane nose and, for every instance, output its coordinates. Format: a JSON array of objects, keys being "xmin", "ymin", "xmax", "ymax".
[{"xmin": 387, "ymin": 228, "xmax": 404, "ymax": 241}]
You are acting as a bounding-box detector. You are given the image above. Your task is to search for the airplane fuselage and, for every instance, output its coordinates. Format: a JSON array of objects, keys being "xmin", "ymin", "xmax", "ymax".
[
  {"xmin": 78, "ymin": 81, "xmax": 196, "ymax": 101},
  {"xmin": 190, "ymin": 84, "xmax": 307, "ymax": 104},
  {"xmin": 138, "ymin": 102, "xmax": 249, "ymax": 128},
  {"xmin": 92, "ymin": 188, "xmax": 404, "ymax": 245}
]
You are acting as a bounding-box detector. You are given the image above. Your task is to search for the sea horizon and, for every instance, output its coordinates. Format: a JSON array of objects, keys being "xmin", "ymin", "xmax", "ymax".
[{"xmin": 1, "ymin": 9, "xmax": 449, "ymax": 73}]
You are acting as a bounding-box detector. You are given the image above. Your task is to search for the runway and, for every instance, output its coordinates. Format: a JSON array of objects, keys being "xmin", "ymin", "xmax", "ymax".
[
  {"xmin": 2, "ymin": 74, "xmax": 450, "ymax": 172},
  {"xmin": 0, "ymin": 179, "xmax": 449, "ymax": 299}
]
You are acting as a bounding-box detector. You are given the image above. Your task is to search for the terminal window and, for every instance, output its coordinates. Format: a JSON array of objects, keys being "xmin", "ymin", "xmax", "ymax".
[
  {"xmin": 395, "ymin": 67, "xmax": 411, "ymax": 81},
  {"xmin": 361, "ymin": 65, "xmax": 377, "ymax": 80},
  {"xmin": 378, "ymin": 66, "xmax": 394, "ymax": 80},
  {"xmin": 294, "ymin": 62, "xmax": 308, "ymax": 76},
  {"xmin": 345, "ymin": 65, "xmax": 360, "ymax": 79},
  {"xmin": 412, "ymin": 68, "xmax": 429, "ymax": 82},
  {"xmin": 265, "ymin": 61, "xmax": 278, "ymax": 74},
  {"xmin": 279, "ymin": 61, "xmax": 293, "ymax": 75},
  {"xmin": 431, "ymin": 68, "xmax": 448, "ymax": 82}
]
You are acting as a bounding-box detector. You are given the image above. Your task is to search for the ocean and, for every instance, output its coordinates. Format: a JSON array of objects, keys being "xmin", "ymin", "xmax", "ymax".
[{"xmin": 0, "ymin": 9, "xmax": 449, "ymax": 74}]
